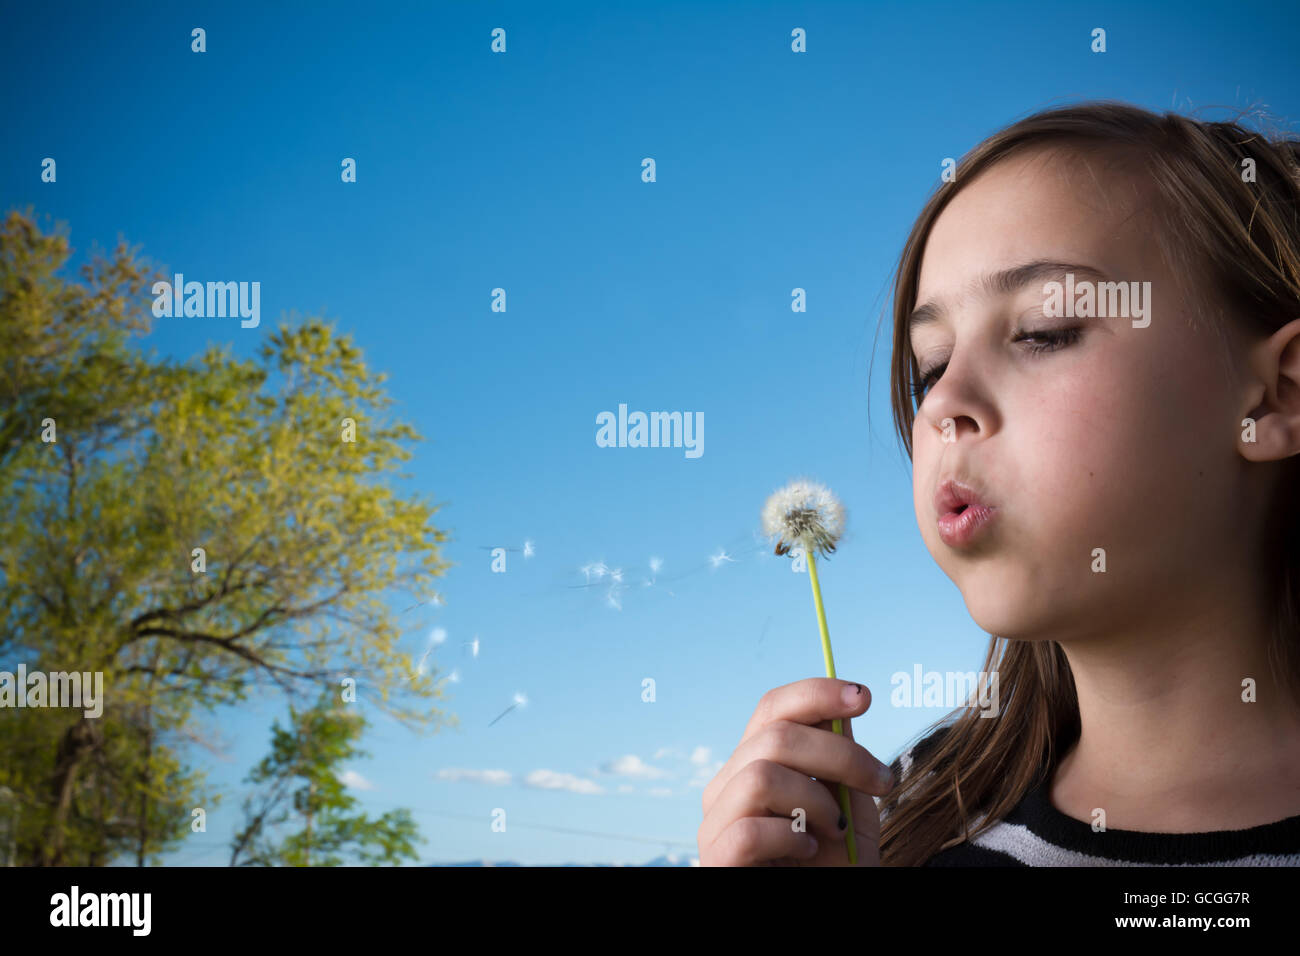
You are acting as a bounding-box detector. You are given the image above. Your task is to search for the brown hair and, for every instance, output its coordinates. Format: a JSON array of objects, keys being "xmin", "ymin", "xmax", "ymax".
[{"xmin": 876, "ymin": 100, "xmax": 1300, "ymax": 867}]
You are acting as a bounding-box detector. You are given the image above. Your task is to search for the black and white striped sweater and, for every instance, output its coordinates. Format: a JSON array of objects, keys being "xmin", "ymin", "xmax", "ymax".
[{"xmin": 878, "ymin": 727, "xmax": 1300, "ymax": 866}]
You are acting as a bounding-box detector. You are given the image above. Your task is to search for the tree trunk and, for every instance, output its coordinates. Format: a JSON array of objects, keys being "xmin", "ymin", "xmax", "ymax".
[
  {"xmin": 45, "ymin": 718, "xmax": 100, "ymax": 866},
  {"xmin": 305, "ymin": 780, "xmax": 314, "ymax": 867},
  {"xmin": 137, "ymin": 718, "xmax": 153, "ymax": 866}
]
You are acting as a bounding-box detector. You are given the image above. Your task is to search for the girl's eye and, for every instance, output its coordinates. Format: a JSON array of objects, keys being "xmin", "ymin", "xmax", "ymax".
[
  {"xmin": 1013, "ymin": 325, "xmax": 1084, "ymax": 355},
  {"xmin": 909, "ymin": 326, "xmax": 1083, "ymax": 402},
  {"xmin": 909, "ymin": 363, "xmax": 946, "ymax": 401}
]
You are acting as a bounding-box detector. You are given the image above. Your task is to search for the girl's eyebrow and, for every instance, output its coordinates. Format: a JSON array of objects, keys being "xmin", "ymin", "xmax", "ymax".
[{"xmin": 909, "ymin": 259, "xmax": 1112, "ymax": 335}]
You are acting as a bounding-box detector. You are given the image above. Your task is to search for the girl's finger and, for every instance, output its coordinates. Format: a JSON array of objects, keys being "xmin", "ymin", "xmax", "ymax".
[
  {"xmin": 710, "ymin": 814, "xmax": 820, "ymax": 866},
  {"xmin": 697, "ymin": 757, "xmax": 845, "ymax": 851}
]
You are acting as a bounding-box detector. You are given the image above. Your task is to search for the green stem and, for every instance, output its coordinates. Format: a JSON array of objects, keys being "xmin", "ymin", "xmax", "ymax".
[{"xmin": 806, "ymin": 548, "xmax": 857, "ymax": 864}]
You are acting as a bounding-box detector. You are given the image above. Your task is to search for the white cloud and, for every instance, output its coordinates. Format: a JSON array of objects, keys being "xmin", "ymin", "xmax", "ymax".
[
  {"xmin": 689, "ymin": 746, "xmax": 711, "ymax": 766},
  {"xmin": 601, "ymin": 754, "xmax": 669, "ymax": 780},
  {"xmin": 647, "ymin": 787, "xmax": 672, "ymax": 798},
  {"xmin": 436, "ymin": 768, "xmax": 512, "ymax": 786},
  {"xmin": 338, "ymin": 769, "xmax": 375, "ymax": 791},
  {"xmin": 617, "ymin": 784, "xmax": 634, "ymax": 794},
  {"xmin": 523, "ymin": 770, "xmax": 604, "ymax": 795},
  {"xmin": 652, "ymin": 746, "xmax": 677, "ymax": 760}
]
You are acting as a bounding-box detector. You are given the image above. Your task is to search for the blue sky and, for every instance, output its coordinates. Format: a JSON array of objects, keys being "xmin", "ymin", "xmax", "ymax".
[{"xmin": 3, "ymin": 1, "xmax": 1298, "ymax": 865}]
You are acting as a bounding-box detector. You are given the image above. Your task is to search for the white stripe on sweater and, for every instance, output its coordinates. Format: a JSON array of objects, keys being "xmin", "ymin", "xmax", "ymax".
[{"xmin": 967, "ymin": 819, "xmax": 1300, "ymax": 867}]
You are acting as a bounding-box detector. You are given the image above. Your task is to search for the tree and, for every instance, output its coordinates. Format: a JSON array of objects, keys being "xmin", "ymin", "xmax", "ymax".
[
  {"xmin": 0, "ymin": 208, "xmax": 455, "ymax": 864},
  {"xmin": 231, "ymin": 691, "xmax": 422, "ymax": 866},
  {"xmin": 0, "ymin": 695, "xmax": 208, "ymax": 866},
  {"xmin": 0, "ymin": 205, "xmax": 157, "ymax": 481}
]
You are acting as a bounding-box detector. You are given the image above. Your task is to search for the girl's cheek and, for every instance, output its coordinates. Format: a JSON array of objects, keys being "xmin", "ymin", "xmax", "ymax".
[{"xmin": 1003, "ymin": 368, "xmax": 1138, "ymax": 524}]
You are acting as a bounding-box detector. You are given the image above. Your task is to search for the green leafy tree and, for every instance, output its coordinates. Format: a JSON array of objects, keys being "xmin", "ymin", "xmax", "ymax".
[
  {"xmin": 0, "ymin": 208, "xmax": 455, "ymax": 864},
  {"xmin": 231, "ymin": 692, "xmax": 422, "ymax": 866},
  {"xmin": 0, "ymin": 696, "xmax": 208, "ymax": 866},
  {"xmin": 0, "ymin": 205, "xmax": 158, "ymax": 481}
]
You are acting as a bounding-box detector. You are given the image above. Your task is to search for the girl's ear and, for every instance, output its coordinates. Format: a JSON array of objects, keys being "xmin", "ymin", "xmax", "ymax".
[{"xmin": 1239, "ymin": 316, "xmax": 1300, "ymax": 463}]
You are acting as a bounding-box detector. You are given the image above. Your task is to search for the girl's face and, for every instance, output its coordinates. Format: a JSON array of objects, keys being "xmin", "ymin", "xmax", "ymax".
[{"xmin": 909, "ymin": 146, "xmax": 1257, "ymax": 643}]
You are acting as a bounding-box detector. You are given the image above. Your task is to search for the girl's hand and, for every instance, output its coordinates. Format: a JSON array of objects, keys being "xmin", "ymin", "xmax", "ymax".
[{"xmin": 697, "ymin": 677, "xmax": 894, "ymax": 866}]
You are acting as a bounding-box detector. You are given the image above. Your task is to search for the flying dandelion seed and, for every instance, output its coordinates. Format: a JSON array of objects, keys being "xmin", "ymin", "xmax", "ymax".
[
  {"xmin": 567, "ymin": 539, "xmax": 768, "ymax": 607},
  {"xmin": 463, "ymin": 636, "xmax": 480, "ymax": 658},
  {"xmin": 488, "ymin": 691, "xmax": 528, "ymax": 727},
  {"xmin": 405, "ymin": 624, "xmax": 446, "ymax": 681},
  {"xmin": 443, "ymin": 668, "xmax": 460, "ymax": 684},
  {"xmin": 643, "ymin": 556, "xmax": 663, "ymax": 588},
  {"xmin": 607, "ymin": 567, "xmax": 627, "ymax": 608},
  {"xmin": 478, "ymin": 540, "xmax": 534, "ymax": 556},
  {"xmin": 404, "ymin": 653, "xmax": 423, "ymax": 680},
  {"xmin": 401, "ymin": 592, "xmax": 444, "ymax": 615},
  {"xmin": 575, "ymin": 561, "xmax": 627, "ymax": 608}
]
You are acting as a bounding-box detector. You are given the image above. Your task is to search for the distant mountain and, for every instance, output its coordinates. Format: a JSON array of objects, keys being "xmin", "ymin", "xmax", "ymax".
[{"xmin": 430, "ymin": 854, "xmax": 698, "ymax": 867}]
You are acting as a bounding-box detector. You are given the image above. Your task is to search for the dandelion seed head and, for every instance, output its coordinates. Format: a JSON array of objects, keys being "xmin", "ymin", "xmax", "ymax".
[
  {"xmin": 762, "ymin": 479, "xmax": 846, "ymax": 558},
  {"xmin": 513, "ymin": 692, "xmax": 528, "ymax": 707},
  {"xmin": 523, "ymin": 540, "xmax": 535, "ymax": 558},
  {"xmin": 649, "ymin": 556, "xmax": 662, "ymax": 574}
]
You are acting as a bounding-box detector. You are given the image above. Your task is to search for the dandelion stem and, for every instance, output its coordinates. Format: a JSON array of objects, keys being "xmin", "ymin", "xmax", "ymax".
[{"xmin": 806, "ymin": 548, "xmax": 858, "ymax": 864}]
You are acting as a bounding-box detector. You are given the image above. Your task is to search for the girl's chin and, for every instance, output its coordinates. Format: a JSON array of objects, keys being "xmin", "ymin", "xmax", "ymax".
[{"xmin": 962, "ymin": 596, "xmax": 1081, "ymax": 644}]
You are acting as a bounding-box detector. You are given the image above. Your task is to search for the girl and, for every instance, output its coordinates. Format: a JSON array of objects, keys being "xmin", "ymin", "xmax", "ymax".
[{"xmin": 698, "ymin": 101, "xmax": 1300, "ymax": 866}]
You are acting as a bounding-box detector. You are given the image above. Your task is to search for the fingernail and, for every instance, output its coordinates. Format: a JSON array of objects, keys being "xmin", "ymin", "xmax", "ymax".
[
  {"xmin": 837, "ymin": 812, "xmax": 847, "ymax": 831},
  {"xmin": 807, "ymin": 835, "xmax": 819, "ymax": 856},
  {"xmin": 841, "ymin": 683, "xmax": 862, "ymax": 706}
]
